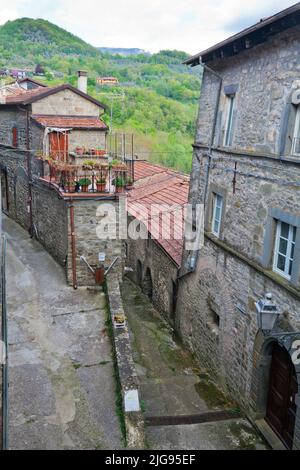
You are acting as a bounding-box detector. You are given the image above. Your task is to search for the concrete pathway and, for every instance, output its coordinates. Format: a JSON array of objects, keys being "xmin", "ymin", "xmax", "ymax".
[
  {"xmin": 4, "ymin": 216, "xmax": 122, "ymax": 450},
  {"xmin": 121, "ymin": 278, "xmax": 269, "ymax": 450}
]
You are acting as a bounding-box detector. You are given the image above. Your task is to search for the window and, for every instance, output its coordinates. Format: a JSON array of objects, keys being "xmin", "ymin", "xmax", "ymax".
[
  {"xmin": 223, "ymin": 95, "xmax": 235, "ymax": 147},
  {"xmin": 273, "ymin": 221, "xmax": 297, "ymax": 280},
  {"xmin": 12, "ymin": 127, "xmax": 18, "ymax": 147},
  {"xmin": 212, "ymin": 193, "xmax": 223, "ymax": 237},
  {"xmin": 292, "ymin": 106, "xmax": 300, "ymax": 155}
]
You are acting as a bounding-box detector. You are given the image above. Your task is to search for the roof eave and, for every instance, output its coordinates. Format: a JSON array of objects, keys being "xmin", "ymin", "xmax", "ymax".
[{"xmin": 184, "ymin": 2, "xmax": 300, "ymax": 66}]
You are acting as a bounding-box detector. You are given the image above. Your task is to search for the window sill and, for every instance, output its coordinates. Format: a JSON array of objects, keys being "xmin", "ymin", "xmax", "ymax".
[
  {"xmin": 205, "ymin": 232, "xmax": 300, "ymax": 299},
  {"xmin": 193, "ymin": 143, "xmax": 300, "ymax": 166}
]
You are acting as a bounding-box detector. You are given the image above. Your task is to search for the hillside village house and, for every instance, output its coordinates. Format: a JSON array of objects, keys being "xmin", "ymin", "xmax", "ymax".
[
  {"xmin": 175, "ymin": 3, "xmax": 300, "ymax": 450},
  {"xmin": 0, "ymin": 71, "xmax": 108, "ymax": 160}
]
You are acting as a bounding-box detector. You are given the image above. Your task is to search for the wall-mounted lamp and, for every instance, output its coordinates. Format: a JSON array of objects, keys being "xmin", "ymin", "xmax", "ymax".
[
  {"xmin": 255, "ymin": 293, "xmax": 280, "ymax": 334},
  {"xmin": 256, "ymin": 293, "xmax": 300, "ymax": 346}
]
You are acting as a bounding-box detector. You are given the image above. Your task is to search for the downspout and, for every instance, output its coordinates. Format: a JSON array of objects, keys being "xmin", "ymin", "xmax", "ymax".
[
  {"xmin": 26, "ymin": 107, "xmax": 33, "ymax": 236},
  {"xmin": 69, "ymin": 203, "xmax": 78, "ymax": 290},
  {"xmin": 179, "ymin": 60, "xmax": 223, "ymax": 279}
]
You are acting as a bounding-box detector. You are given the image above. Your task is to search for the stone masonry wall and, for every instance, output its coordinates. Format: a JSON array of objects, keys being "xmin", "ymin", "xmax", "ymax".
[
  {"xmin": 196, "ymin": 24, "xmax": 300, "ymax": 156},
  {"xmin": 31, "ymin": 89, "xmax": 102, "ymax": 117},
  {"xmin": 177, "ymin": 24, "xmax": 300, "ymax": 449},
  {"xmin": 67, "ymin": 197, "xmax": 124, "ymax": 287},
  {"xmin": 32, "ymin": 182, "xmax": 68, "ymax": 267},
  {"xmin": 0, "ymin": 108, "xmax": 30, "ymax": 149},
  {"xmin": 68, "ymin": 130, "xmax": 107, "ymax": 152},
  {"xmin": 126, "ymin": 216, "xmax": 179, "ymax": 326}
]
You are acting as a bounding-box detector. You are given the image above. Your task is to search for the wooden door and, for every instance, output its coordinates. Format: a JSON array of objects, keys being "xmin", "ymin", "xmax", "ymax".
[
  {"xmin": 266, "ymin": 343, "xmax": 298, "ymax": 449},
  {"xmin": 1, "ymin": 171, "xmax": 9, "ymax": 213},
  {"xmin": 49, "ymin": 132, "xmax": 68, "ymax": 161}
]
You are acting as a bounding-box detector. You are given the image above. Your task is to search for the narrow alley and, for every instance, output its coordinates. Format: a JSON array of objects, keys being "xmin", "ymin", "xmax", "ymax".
[
  {"xmin": 4, "ymin": 216, "xmax": 122, "ymax": 450},
  {"xmin": 122, "ymin": 278, "xmax": 269, "ymax": 450}
]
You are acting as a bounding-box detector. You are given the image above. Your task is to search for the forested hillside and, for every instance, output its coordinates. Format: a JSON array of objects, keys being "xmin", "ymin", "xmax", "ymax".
[{"xmin": 0, "ymin": 18, "xmax": 201, "ymax": 172}]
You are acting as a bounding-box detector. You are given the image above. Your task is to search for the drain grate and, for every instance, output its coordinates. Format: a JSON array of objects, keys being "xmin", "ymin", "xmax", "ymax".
[{"xmin": 146, "ymin": 409, "xmax": 242, "ymax": 427}]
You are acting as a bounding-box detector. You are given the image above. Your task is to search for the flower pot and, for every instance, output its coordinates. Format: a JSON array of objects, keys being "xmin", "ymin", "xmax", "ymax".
[
  {"xmin": 116, "ymin": 186, "xmax": 124, "ymax": 193},
  {"xmin": 81, "ymin": 185, "xmax": 89, "ymax": 192},
  {"xmin": 96, "ymin": 183, "xmax": 106, "ymax": 192},
  {"xmin": 67, "ymin": 185, "xmax": 76, "ymax": 193},
  {"xmin": 76, "ymin": 147, "xmax": 84, "ymax": 155}
]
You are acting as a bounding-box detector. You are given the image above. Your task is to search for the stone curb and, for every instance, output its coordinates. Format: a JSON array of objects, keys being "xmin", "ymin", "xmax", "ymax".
[{"xmin": 106, "ymin": 272, "xmax": 145, "ymax": 449}]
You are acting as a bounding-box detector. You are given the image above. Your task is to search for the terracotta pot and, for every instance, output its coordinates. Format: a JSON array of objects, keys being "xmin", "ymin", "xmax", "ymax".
[
  {"xmin": 116, "ymin": 186, "xmax": 124, "ymax": 193},
  {"xmin": 96, "ymin": 183, "xmax": 106, "ymax": 192},
  {"xmin": 67, "ymin": 185, "xmax": 76, "ymax": 193},
  {"xmin": 81, "ymin": 185, "xmax": 89, "ymax": 192}
]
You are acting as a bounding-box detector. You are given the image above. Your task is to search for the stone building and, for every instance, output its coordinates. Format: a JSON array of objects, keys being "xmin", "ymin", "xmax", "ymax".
[
  {"xmin": 0, "ymin": 71, "xmax": 108, "ymax": 158},
  {"xmin": 125, "ymin": 161, "xmax": 189, "ymax": 326},
  {"xmin": 176, "ymin": 3, "xmax": 300, "ymax": 450}
]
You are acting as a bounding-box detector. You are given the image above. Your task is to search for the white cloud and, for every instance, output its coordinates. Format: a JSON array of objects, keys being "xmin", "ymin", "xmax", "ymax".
[{"xmin": 0, "ymin": 0, "xmax": 297, "ymax": 53}]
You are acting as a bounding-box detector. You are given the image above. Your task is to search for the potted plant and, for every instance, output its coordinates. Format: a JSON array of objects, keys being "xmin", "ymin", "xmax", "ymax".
[
  {"xmin": 79, "ymin": 178, "xmax": 91, "ymax": 192},
  {"xmin": 96, "ymin": 177, "xmax": 106, "ymax": 192},
  {"xmin": 111, "ymin": 159, "xmax": 127, "ymax": 171},
  {"xmin": 126, "ymin": 176, "xmax": 134, "ymax": 189},
  {"xmin": 76, "ymin": 147, "xmax": 84, "ymax": 156},
  {"xmin": 65, "ymin": 181, "xmax": 76, "ymax": 193},
  {"xmin": 83, "ymin": 159, "xmax": 95, "ymax": 170},
  {"xmin": 115, "ymin": 176, "xmax": 126, "ymax": 193}
]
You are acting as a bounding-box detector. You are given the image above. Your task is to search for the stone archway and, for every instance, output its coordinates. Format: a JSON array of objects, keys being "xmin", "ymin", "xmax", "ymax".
[
  {"xmin": 136, "ymin": 259, "xmax": 143, "ymax": 287},
  {"xmin": 142, "ymin": 267, "xmax": 153, "ymax": 300},
  {"xmin": 251, "ymin": 332, "xmax": 300, "ymax": 450}
]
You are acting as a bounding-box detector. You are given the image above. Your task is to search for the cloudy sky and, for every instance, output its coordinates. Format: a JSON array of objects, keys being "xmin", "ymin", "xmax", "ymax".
[{"xmin": 0, "ymin": 0, "xmax": 297, "ymax": 53}]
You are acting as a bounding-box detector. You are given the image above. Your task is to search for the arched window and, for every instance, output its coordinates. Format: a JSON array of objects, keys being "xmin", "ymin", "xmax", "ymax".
[{"xmin": 12, "ymin": 127, "xmax": 18, "ymax": 148}]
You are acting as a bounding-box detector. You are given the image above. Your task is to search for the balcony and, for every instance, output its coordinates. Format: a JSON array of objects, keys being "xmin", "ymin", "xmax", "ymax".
[{"xmin": 37, "ymin": 151, "xmax": 134, "ymax": 199}]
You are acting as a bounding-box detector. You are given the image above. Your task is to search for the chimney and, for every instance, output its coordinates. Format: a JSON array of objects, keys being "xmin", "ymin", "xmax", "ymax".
[{"xmin": 77, "ymin": 70, "xmax": 88, "ymax": 94}]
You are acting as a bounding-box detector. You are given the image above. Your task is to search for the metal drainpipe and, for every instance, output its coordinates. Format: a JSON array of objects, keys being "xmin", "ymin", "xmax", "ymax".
[
  {"xmin": 69, "ymin": 203, "xmax": 78, "ymax": 290},
  {"xmin": 26, "ymin": 107, "xmax": 33, "ymax": 237},
  {"xmin": 179, "ymin": 60, "xmax": 223, "ymax": 279}
]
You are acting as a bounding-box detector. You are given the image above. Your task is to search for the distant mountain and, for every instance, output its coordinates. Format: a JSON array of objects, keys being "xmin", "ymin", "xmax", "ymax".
[
  {"xmin": 98, "ymin": 47, "xmax": 151, "ymax": 56},
  {"xmin": 0, "ymin": 17, "xmax": 200, "ymax": 173},
  {"xmin": 0, "ymin": 18, "xmax": 100, "ymax": 60}
]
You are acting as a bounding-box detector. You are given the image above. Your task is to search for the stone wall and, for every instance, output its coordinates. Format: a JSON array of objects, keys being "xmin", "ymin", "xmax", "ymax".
[
  {"xmin": 67, "ymin": 197, "xmax": 125, "ymax": 287},
  {"xmin": 0, "ymin": 144, "xmax": 67, "ymax": 268},
  {"xmin": 0, "ymin": 144, "xmax": 30, "ymax": 230},
  {"xmin": 126, "ymin": 216, "xmax": 179, "ymax": 326},
  {"xmin": 31, "ymin": 89, "xmax": 102, "ymax": 116},
  {"xmin": 68, "ymin": 130, "xmax": 107, "ymax": 152},
  {"xmin": 177, "ymin": 24, "xmax": 300, "ymax": 449},
  {"xmin": 32, "ymin": 181, "xmax": 68, "ymax": 267},
  {"xmin": 196, "ymin": 24, "xmax": 300, "ymax": 156},
  {"xmin": 0, "ymin": 108, "xmax": 30, "ymax": 149}
]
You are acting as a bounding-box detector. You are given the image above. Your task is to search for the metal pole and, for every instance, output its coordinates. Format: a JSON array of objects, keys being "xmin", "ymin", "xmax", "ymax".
[{"xmin": 1, "ymin": 235, "xmax": 8, "ymax": 450}]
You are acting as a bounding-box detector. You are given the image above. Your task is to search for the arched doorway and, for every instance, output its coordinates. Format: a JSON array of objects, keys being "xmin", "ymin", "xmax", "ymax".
[
  {"xmin": 265, "ymin": 343, "xmax": 298, "ymax": 449},
  {"xmin": 142, "ymin": 268, "xmax": 153, "ymax": 300},
  {"xmin": 136, "ymin": 260, "xmax": 142, "ymax": 287}
]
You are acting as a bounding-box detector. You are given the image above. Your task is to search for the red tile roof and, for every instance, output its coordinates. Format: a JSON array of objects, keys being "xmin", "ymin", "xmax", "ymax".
[
  {"xmin": 128, "ymin": 161, "xmax": 189, "ymax": 266},
  {"xmin": 31, "ymin": 115, "xmax": 108, "ymax": 130},
  {"xmin": 0, "ymin": 84, "xmax": 107, "ymax": 109}
]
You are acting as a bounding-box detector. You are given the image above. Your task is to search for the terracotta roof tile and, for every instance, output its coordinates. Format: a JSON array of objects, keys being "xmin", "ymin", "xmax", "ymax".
[
  {"xmin": 128, "ymin": 161, "xmax": 190, "ymax": 266},
  {"xmin": 31, "ymin": 115, "xmax": 108, "ymax": 130}
]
